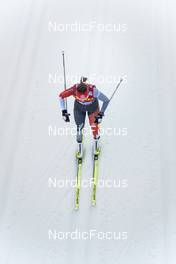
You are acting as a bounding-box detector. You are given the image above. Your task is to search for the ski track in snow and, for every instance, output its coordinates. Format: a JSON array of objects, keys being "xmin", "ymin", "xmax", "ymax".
[{"xmin": 0, "ymin": 0, "xmax": 176, "ymax": 263}]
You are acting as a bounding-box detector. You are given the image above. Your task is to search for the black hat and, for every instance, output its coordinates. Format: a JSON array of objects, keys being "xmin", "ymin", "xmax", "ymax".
[{"xmin": 80, "ymin": 76, "xmax": 88, "ymax": 83}]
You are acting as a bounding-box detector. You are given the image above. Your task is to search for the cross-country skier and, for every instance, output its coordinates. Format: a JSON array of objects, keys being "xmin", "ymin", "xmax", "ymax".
[{"xmin": 59, "ymin": 77, "xmax": 109, "ymax": 147}]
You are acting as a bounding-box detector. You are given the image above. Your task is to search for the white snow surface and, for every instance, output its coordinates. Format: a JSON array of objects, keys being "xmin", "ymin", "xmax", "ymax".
[{"xmin": 0, "ymin": 0, "xmax": 176, "ymax": 263}]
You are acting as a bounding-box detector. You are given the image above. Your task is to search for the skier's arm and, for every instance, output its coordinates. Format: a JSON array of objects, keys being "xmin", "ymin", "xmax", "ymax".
[
  {"xmin": 94, "ymin": 87, "xmax": 110, "ymax": 113},
  {"xmin": 59, "ymin": 86, "xmax": 75, "ymax": 110}
]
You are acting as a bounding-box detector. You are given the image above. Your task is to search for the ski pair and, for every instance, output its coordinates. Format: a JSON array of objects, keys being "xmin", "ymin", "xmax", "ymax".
[{"xmin": 75, "ymin": 141, "xmax": 100, "ymax": 210}]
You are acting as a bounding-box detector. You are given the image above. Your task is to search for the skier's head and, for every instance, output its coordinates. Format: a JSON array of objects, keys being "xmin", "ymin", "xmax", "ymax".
[
  {"xmin": 77, "ymin": 82, "xmax": 87, "ymax": 94},
  {"xmin": 80, "ymin": 76, "xmax": 87, "ymax": 83}
]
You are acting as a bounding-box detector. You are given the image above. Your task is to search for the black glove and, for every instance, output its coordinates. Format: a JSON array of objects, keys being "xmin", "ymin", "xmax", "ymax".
[
  {"xmin": 95, "ymin": 112, "xmax": 104, "ymax": 124},
  {"xmin": 62, "ymin": 109, "xmax": 70, "ymax": 122}
]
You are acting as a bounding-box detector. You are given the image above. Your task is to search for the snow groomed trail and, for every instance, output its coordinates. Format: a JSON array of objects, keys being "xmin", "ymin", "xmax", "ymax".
[{"xmin": 0, "ymin": 0, "xmax": 176, "ymax": 263}]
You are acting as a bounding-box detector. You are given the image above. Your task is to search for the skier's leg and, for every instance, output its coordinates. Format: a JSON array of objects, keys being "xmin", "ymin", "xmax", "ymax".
[
  {"xmin": 74, "ymin": 101, "xmax": 86, "ymax": 143},
  {"xmin": 88, "ymin": 107, "xmax": 100, "ymax": 139},
  {"xmin": 88, "ymin": 107, "xmax": 101, "ymax": 154},
  {"xmin": 76, "ymin": 123, "xmax": 84, "ymax": 143}
]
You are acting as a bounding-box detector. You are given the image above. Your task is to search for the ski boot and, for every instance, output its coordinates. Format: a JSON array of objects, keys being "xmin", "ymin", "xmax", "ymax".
[
  {"xmin": 76, "ymin": 124, "xmax": 84, "ymax": 159},
  {"xmin": 93, "ymin": 135, "xmax": 101, "ymax": 156}
]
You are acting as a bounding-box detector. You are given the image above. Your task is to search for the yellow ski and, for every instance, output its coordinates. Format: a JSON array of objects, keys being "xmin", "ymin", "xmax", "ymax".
[
  {"xmin": 92, "ymin": 146, "xmax": 100, "ymax": 206},
  {"xmin": 75, "ymin": 156, "xmax": 82, "ymax": 210}
]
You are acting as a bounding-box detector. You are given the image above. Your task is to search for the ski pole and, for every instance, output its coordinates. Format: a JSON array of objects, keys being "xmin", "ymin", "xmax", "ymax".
[
  {"xmin": 62, "ymin": 51, "xmax": 67, "ymax": 110},
  {"xmin": 109, "ymin": 78, "xmax": 123, "ymax": 103}
]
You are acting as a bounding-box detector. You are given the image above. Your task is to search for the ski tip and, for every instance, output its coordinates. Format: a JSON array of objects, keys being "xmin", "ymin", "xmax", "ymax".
[
  {"xmin": 75, "ymin": 205, "xmax": 79, "ymax": 211},
  {"xmin": 92, "ymin": 200, "xmax": 96, "ymax": 207}
]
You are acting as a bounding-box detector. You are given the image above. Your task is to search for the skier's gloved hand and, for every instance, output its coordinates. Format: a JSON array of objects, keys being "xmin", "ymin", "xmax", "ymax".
[
  {"xmin": 62, "ymin": 109, "xmax": 70, "ymax": 122},
  {"xmin": 95, "ymin": 112, "xmax": 104, "ymax": 124}
]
